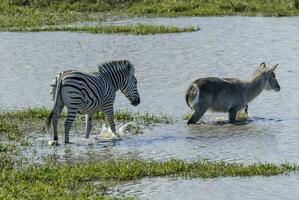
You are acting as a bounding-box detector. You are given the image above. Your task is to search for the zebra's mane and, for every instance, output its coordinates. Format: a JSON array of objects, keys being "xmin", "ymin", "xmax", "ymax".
[{"xmin": 98, "ymin": 60, "xmax": 135, "ymax": 75}]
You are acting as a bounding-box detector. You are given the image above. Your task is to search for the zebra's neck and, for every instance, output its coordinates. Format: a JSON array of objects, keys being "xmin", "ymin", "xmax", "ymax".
[{"xmin": 97, "ymin": 71, "xmax": 123, "ymax": 92}]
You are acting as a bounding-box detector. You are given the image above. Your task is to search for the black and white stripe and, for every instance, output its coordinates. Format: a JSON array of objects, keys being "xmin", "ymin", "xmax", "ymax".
[{"xmin": 47, "ymin": 60, "xmax": 140, "ymax": 144}]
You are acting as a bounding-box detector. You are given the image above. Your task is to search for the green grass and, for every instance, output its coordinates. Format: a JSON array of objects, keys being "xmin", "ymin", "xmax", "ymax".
[
  {"xmin": 0, "ymin": 108, "xmax": 173, "ymax": 124},
  {"xmin": 0, "ymin": 143, "xmax": 17, "ymax": 153},
  {"xmin": 1, "ymin": 0, "xmax": 299, "ymax": 34},
  {"xmin": 0, "ymin": 153, "xmax": 15, "ymax": 171},
  {"xmin": 0, "ymin": 120, "xmax": 23, "ymax": 140},
  {"xmin": 0, "ymin": 107, "xmax": 51, "ymax": 120},
  {"xmin": 127, "ymin": 0, "xmax": 299, "ymax": 17},
  {"xmin": 0, "ymin": 0, "xmax": 198, "ymax": 34},
  {"xmin": 4, "ymin": 24, "xmax": 199, "ymax": 35},
  {"xmin": 0, "ymin": 159, "xmax": 296, "ymax": 199}
]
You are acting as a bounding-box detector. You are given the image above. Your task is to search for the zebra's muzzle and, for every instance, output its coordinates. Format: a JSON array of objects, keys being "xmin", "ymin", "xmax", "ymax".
[{"xmin": 131, "ymin": 98, "xmax": 140, "ymax": 106}]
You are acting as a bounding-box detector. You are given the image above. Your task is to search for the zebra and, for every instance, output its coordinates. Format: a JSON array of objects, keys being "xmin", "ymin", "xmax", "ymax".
[
  {"xmin": 46, "ymin": 60, "xmax": 140, "ymax": 144},
  {"xmin": 185, "ymin": 62, "xmax": 280, "ymax": 124}
]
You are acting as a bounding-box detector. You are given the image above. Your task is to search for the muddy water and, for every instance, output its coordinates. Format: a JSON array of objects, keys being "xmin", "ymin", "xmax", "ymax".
[{"xmin": 1, "ymin": 17, "xmax": 299, "ymax": 199}]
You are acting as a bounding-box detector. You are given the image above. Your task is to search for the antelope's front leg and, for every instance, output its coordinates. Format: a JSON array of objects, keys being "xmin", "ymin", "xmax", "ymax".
[
  {"xmin": 228, "ymin": 107, "xmax": 238, "ymax": 123},
  {"xmin": 244, "ymin": 105, "xmax": 248, "ymax": 114},
  {"xmin": 85, "ymin": 113, "xmax": 93, "ymax": 138}
]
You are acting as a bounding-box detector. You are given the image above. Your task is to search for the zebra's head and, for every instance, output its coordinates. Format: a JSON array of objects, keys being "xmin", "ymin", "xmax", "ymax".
[{"xmin": 120, "ymin": 61, "xmax": 140, "ymax": 106}]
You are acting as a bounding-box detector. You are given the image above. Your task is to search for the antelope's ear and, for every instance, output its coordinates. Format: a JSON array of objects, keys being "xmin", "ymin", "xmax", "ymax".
[
  {"xmin": 259, "ymin": 62, "xmax": 266, "ymax": 69},
  {"xmin": 270, "ymin": 64, "xmax": 278, "ymax": 72},
  {"xmin": 125, "ymin": 60, "xmax": 134, "ymax": 74}
]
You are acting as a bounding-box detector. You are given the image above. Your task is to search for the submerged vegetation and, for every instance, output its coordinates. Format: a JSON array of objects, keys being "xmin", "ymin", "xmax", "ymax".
[
  {"xmin": 0, "ymin": 107, "xmax": 174, "ymax": 124},
  {"xmin": 1, "ymin": 0, "xmax": 299, "ymax": 34},
  {"xmin": 5, "ymin": 24, "xmax": 199, "ymax": 35},
  {"xmin": 0, "ymin": 159, "xmax": 297, "ymax": 199}
]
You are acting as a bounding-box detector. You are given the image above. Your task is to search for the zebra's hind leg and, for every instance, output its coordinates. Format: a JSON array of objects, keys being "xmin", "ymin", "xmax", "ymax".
[
  {"xmin": 85, "ymin": 113, "xmax": 93, "ymax": 138},
  {"xmin": 52, "ymin": 104, "xmax": 64, "ymax": 144},
  {"xmin": 64, "ymin": 107, "xmax": 78, "ymax": 144}
]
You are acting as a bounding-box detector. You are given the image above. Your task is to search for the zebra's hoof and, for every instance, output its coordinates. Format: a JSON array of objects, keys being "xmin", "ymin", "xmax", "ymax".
[{"xmin": 48, "ymin": 140, "xmax": 58, "ymax": 146}]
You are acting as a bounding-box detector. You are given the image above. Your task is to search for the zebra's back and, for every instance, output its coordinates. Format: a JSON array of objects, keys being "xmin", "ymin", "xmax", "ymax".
[{"xmin": 60, "ymin": 71, "xmax": 105, "ymax": 114}]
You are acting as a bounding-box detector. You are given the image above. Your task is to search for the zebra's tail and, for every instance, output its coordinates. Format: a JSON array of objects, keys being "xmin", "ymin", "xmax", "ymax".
[{"xmin": 46, "ymin": 73, "xmax": 63, "ymax": 130}]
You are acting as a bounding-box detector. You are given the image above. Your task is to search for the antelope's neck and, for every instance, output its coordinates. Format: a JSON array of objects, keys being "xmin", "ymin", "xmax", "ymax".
[{"xmin": 242, "ymin": 74, "xmax": 266, "ymax": 102}]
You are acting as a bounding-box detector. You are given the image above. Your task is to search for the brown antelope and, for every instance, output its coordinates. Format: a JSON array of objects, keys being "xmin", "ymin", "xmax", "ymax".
[{"xmin": 185, "ymin": 62, "xmax": 280, "ymax": 124}]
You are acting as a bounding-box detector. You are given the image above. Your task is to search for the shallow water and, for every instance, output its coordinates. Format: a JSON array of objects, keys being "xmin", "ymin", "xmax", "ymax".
[
  {"xmin": 110, "ymin": 175, "xmax": 299, "ymax": 200},
  {"xmin": 1, "ymin": 17, "xmax": 299, "ymax": 199}
]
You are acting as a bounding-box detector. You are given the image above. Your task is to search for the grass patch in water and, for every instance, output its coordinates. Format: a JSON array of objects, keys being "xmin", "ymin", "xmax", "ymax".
[
  {"xmin": 0, "ymin": 153, "xmax": 15, "ymax": 171},
  {"xmin": 0, "ymin": 107, "xmax": 52, "ymax": 120},
  {"xmin": 0, "ymin": 0, "xmax": 198, "ymax": 34},
  {"xmin": 4, "ymin": 24, "xmax": 199, "ymax": 35},
  {"xmin": 0, "ymin": 159, "xmax": 296, "ymax": 198},
  {"xmin": 0, "ymin": 108, "xmax": 174, "ymax": 124},
  {"xmin": 0, "ymin": 120, "xmax": 23, "ymax": 140},
  {"xmin": 0, "ymin": 143, "xmax": 17, "ymax": 153}
]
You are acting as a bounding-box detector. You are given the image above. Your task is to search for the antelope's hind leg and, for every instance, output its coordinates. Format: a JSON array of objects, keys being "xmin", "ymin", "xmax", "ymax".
[{"xmin": 187, "ymin": 100, "xmax": 209, "ymax": 124}]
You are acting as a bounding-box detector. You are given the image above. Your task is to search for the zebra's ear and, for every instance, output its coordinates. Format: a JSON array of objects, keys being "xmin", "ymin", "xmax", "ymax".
[{"xmin": 125, "ymin": 61, "xmax": 135, "ymax": 74}]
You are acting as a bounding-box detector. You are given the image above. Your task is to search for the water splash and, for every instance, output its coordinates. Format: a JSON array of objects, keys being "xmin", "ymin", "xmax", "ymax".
[{"xmin": 97, "ymin": 122, "xmax": 143, "ymax": 140}]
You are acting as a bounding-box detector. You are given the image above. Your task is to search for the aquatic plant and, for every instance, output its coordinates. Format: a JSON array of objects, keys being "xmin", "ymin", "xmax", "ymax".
[
  {"xmin": 0, "ymin": 120, "xmax": 23, "ymax": 140},
  {"xmin": 0, "ymin": 108, "xmax": 173, "ymax": 124},
  {"xmin": 0, "ymin": 143, "xmax": 16, "ymax": 153},
  {"xmin": 0, "ymin": 159, "xmax": 296, "ymax": 198},
  {"xmin": 0, "ymin": 107, "xmax": 52, "ymax": 120},
  {"xmin": 4, "ymin": 24, "xmax": 199, "ymax": 35},
  {"xmin": 0, "ymin": 153, "xmax": 14, "ymax": 171}
]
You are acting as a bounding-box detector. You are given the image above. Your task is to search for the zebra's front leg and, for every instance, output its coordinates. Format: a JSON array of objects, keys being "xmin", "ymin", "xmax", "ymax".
[
  {"xmin": 85, "ymin": 113, "xmax": 93, "ymax": 139},
  {"xmin": 105, "ymin": 110, "xmax": 118, "ymax": 138},
  {"xmin": 64, "ymin": 108, "xmax": 78, "ymax": 143}
]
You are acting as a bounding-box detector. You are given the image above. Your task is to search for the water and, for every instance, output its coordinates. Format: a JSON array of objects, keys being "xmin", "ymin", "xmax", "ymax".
[
  {"xmin": 1, "ymin": 17, "xmax": 299, "ymax": 199},
  {"xmin": 111, "ymin": 175, "xmax": 299, "ymax": 200}
]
